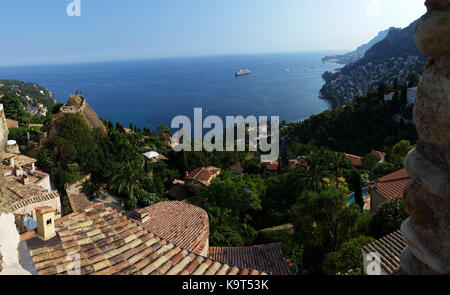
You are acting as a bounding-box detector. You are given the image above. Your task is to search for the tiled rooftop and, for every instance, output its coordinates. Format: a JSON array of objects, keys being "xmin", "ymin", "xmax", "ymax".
[
  {"xmin": 5, "ymin": 175, "xmax": 48, "ymax": 202},
  {"xmin": 67, "ymin": 193, "xmax": 91, "ymax": 212},
  {"xmin": 345, "ymin": 153, "xmax": 363, "ymax": 167},
  {"xmin": 209, "ymin": 243, "xmax": 293, "ymax": 275},
  {"xmin": 11, "ymin": 191, "xmax": 60, "ymax": 212},
  {"xmin": 260, "ymin": 161, "xmax": 279, "ymax": 171},
  {"xmin": 185, "ymin": 167, "xmax": 221, "ymax": 186},
  {"xmin": 131, "ymin": 201, "xmax": 209, "ymax": 255},
  {"xmin": 21, "ymin": 203, "xmax": 267, "ymax": 275},
  {"xmin": 362, "ymin": 230, "xmax": 407, "ymax": 275},
  {"xmin": 370, "ymin": 169, "xmax": 410, "ymax": 200}
]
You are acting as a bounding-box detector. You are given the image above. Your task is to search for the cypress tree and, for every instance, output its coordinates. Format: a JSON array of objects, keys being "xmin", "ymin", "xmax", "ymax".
[{"xmin": 353, "ymin": 171, "xmax": 364, "ymax": 210}]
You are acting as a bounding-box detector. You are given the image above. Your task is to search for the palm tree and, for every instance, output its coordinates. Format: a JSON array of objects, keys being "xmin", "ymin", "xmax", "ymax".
[
  {"xmin": 300, "ymin": 152, "xmax": 330, "ymax": 192},
  {"xmin": 329, "ymin": 151, "xmax": 346, "ymax": 178},
  {"xmin": 112, "ymin": 160, "xmax": 147, "ymax": 200}
]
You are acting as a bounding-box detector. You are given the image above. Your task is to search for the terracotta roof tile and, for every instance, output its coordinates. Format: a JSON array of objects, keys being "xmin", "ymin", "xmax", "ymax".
[
  {"xmin": 185, "ymin": 167, "xmax": 221, "ymax": 186},
  {"xmin": 131, "ymin": 201, "xmax": 209, "ymax": 255},
  {"xmin": 67, "ymin": 193, "xmax": 91, "ymax": 212},
  {"xmin": 345, "ymin": 153, "xmax": 363, "ymax": 167},
  {"xmin": 209, "ymin": 243, "xmax": 292, "ymax": 275},
  {"xmin": 362, "ymin": 230, "xmax": 406, "ymax": 275},
  {"xmin": 370, "ymin": 169, "xmax": 410, "ymax": 200},
  {"xmin": 21, "ymin": 203, "xmax": 264, "ymax": 275}
]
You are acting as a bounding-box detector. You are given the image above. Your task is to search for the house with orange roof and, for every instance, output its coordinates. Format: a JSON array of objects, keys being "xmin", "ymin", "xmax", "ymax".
[
  {"xmin": 259, "ymin": 161, "xmax": 279, "ymax": 171},
  {"xmin": 13, "ymin": 203, "xmax": 269, "ymax": 275},
  {"xmin": 371, "ymin": 150, "xmax": 387, "ymax": 163},
  {"xmin": 345, "ymin": 153, "xmax": 363, "ymax": 168},
  {"xmin": 369, "ymin": 168, "xmax": 410, "ymax": 213},
  {"xmin": 184, "ymin": 166, "xmax": 221, "ymax": 189}
]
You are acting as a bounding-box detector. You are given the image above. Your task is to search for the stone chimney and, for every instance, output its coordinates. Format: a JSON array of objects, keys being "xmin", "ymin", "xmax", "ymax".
[
  {"xmin": 22, "ymin": 175, "xmax": 29, "ymax": 186},
  {"xmin": 400, "ymin": 0, "xmax": 450, "ymax": 275},
  {"xmin": 35, "ymin": 206, "xmax": 56, "ymax": 241},
  {"xmin": 134, "ymin": 210, "xmax": 150, "ymax": 223}
]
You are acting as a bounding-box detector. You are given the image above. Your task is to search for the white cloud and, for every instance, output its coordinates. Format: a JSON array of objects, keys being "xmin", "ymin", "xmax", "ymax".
[{"xmin": 366, "ymin": 0, "xmax": 382, "ymax": 17}]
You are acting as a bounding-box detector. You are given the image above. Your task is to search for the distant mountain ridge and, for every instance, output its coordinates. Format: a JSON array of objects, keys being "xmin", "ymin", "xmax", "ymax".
[
  {"xmin": 320, "ymin": 19, "xmax": 427, "ymax": 107},
  {"xmin": 322, "ymin": 27, "xmax": 398, "ymax": 65}
]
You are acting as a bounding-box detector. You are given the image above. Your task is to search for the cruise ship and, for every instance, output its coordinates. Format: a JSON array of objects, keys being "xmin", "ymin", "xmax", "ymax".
[{"xmin": 235, "ymin": 69, "xmax": 251, "ymax": 77}]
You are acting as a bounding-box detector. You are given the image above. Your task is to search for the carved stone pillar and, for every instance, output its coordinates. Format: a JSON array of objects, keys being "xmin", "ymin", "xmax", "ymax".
[{"xmin": 400, "ymin": 0, "xmax": 450, "ymax": 275}]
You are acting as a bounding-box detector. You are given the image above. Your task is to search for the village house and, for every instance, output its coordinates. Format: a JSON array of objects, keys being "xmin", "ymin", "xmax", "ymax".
[
  {"xmin": 142, "ymin": 151, "xmax": 168, "ymax": 163},
  {"xmin": 2, "ymin": 149, "xmax": 61, "ymax": 228},
  {"xmin": 369, "ymin": 168, "xmax": 410, "ymax": 213},
  {"xmin": 288, "ymin": 157, "xmax": 308, "ymax": 169},
  {"xmin": 15, "ymin": 203, "xmax": 270, "ymax": 275},
  {"xmin": 259, "ymin": 161, "xmax": 279, "ymax": 171},
  {"xmin": 371, "ymin": 150, "xmax": 387, "ymax": 163},
  {"xmin": 345, "ymin": 153, "xmax": 363, "ymax": 168},
  {"xmin": 184, "ymin": 166, "xmax": 221, "ymax": 188}
]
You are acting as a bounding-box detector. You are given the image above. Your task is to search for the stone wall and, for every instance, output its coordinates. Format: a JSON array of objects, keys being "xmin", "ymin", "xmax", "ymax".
[
  {"xmin": 0, "ymin": 104, "xmax": 8, "ymax": 154},
  {"xmin": 400, "ymin": 0, "xmax": 450, "ymax": 275}
]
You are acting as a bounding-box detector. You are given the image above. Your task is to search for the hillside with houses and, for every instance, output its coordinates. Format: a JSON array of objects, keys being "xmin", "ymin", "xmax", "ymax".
[
  {"xmin": 320, "ymin": 20, "xmax": 427, "ymax": 107},
  {"xmin": 0, "ymin": 75, "xmax": 419, "ymax": 275}
]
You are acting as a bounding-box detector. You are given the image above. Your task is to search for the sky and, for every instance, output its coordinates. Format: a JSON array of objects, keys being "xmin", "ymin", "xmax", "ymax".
[{"xmin": 0, "ymin": 0, "xmax": 427, "ymax": 66}]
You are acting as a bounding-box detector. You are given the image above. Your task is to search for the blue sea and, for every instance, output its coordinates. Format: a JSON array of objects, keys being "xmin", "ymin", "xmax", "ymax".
[{"xmin": 0, "ymin": 52, "xmax": 342, "ymax": 131}]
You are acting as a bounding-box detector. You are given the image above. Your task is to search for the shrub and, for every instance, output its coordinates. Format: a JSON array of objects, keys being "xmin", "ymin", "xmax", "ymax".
[
  {"xmin": 125, "ymin": 197, "xmax": 137, "ymax": 211},
  {"xmin": 370, "ymin": 197, "xmax": 408, "ymax": 238},
  {"xmin": 322, "ymin": 236, "xmax": 375, "ymax": 275}
]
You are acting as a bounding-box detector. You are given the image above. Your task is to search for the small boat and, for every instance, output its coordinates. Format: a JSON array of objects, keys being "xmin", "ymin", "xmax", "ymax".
[{"xmin": 235, "ymin": 69, "xmax": 251, "ymax": 77}]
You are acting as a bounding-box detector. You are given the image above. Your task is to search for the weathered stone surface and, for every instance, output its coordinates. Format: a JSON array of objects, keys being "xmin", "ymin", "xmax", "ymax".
[
  {"xmin": 49, "ymin": 95, "xmax": 107, "ymax": 140},
  {"xmin": 415, "ymin": 11, "xmax": 450, "ymax": 58},
  {"xmin": 0, "ymin": 105, "xmax": 8, "ymax": 152},
  {"xmin": 426, "ymin": 0, "xmax": 450, "ymax": 11},
  {"xmin": 413, "ymin": 60, "xmax": 450, "ymax": 169},
  {"xmin": 435, "ymin": 52, "xmax": 450, "ymax": 78},
  {"xmin": 0, "ymin": 104, "xmax": 11, "ymax": 215},
  {"xmin": 401, "ymin": 218, "xmax": 450, "ymax": 273},
  {"xmin": 401, "ymin": 0, "xmax": 450, "ymax": 275}
]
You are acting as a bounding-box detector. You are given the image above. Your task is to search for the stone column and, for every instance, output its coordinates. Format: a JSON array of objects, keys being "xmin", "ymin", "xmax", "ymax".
[{"xmin": 400, "ymin": 0, "xmax": 450, "ymax": 274}]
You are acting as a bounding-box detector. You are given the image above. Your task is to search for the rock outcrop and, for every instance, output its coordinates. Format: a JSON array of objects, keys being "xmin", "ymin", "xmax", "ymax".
[
  {"xmin": 400, "ymin": 0, "xmax": 450, "ymax": 275},
  {"xmin": 49, "ymin": 95, "xmax": 107, "ymax": 139}
]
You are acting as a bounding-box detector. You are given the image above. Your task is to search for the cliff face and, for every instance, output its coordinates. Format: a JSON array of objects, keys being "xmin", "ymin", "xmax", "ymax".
[{"xmin": 49, "ymin": 95, "xmax": 107, "ymax": 139}]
